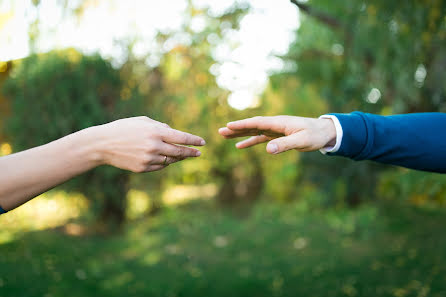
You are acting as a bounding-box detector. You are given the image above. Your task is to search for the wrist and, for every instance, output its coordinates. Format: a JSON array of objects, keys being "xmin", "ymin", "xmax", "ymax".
[
  {"xmin": 319, "ymin": 118, "xmax": 337, "ymax": 147},
  {"xmin": 69, "ymin": 126, "xmax": 106, "ymax": 168}
]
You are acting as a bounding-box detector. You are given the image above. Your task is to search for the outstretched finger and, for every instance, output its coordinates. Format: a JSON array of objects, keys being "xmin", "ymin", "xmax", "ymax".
[
  {"xmin": 266, "ymin": 132, "xmax": 310, "ymax": 154},
  {"xmin": 218, "ymin": 127, "xmax": 262, "ymax": 139},
  {"xmin": 226, "ymin": 116, "xmax": 287, "ymax": 134},
  {"xmin": 236, "ymin": 135, "xmax": 271, "ymax": 149},
  {"xmin": 159, "ymin": 143, "xmax": 202, "ymax": 158},
  {"xmin": 162, "ymin": 128, "xmax": 206, "ymax": 146}
]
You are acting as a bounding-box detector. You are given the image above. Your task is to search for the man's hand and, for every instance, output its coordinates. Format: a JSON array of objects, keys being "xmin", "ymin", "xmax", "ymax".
[
  {"xmin": 218, "ymin": 115, "xmax": 336, "ymax": 154},
  {"xmin": 90, "ymin": 116, "xmax": 206, "ymax": 172}
]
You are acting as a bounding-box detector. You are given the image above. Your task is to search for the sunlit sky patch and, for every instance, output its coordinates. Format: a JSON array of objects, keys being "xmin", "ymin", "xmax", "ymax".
[{"xmin": 0, "ymin": 0, "xmax": 299, "ymax": 110}]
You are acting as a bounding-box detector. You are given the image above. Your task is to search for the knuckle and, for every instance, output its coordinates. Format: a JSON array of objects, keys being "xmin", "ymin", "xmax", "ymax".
[
  {"xmin": 145, "ymin": 141, "xmax": 159, "ymax": 153},
  {"xmin": 143, "ymin": 154, "xmax": 154, "ymax": 165},
  {"xmin": 185, "ymin": 149, "xmax": 195, "ymax": 157},
  {"xmin": 165, "ymin": 129, "xmax": 175, "ymax": 139},
  {"xmin": 182, "ymin": 135, "xmax": 191, "ymax": 144},
  {"xmin": 175, "ymin": 147, "xmax": 184, "ymax": 157},
  {"xmin": 143, "ymin": 128, "xmax": 155, "ymax": 139},
  {"xmin": 137, "ymin": 116, "xmax": 149, "ymax": 121}
]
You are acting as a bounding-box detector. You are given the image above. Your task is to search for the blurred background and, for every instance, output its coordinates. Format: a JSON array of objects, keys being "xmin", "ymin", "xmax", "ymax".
[{"xmin": 1, "ymin": 0, "xmax": 446, "ymax": 296}]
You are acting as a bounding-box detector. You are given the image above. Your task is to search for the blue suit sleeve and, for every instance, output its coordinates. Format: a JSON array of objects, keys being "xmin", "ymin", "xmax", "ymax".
[
  {"xmin": 328, "ymin": 112, "xmax": 446, "ymax": 173},
  {"xmin": 0, "ymin": 206, "xmax": 6, "ymax": 215}
]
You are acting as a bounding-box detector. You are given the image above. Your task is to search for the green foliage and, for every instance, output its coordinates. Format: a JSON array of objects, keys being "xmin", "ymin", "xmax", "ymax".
[
  {"xmin": 378, "ymin": 169, "xmax": 446, "ymax": 206},
  {"xmin": 2, "ymin": 201, "xmax": 446, "ymax": 296},
  {"xmin": 275, "ymin": 0, "xmax": 446, "ymax": 205},
  {"xmin": 2, "ymin": 49, "xmax": 142, "ymax": 228},
  {"xmin": 2, "ymin": 2, "xmax": 446, "ymax": 294},
  {"xmin": 4, "ymin": 0, "xmax": 446, "ymax": 217},
  {"xmin": 121, "ymin": 4, "xmax": 273, "ymax": 207},
  {"xmin": 287, "ymin": 0, "xmax": 446, "ymax": 113}
]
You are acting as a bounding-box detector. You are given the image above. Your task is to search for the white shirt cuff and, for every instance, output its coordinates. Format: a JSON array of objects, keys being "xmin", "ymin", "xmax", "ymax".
[{"xmin": 319, "ymin": 115, "xmax": 343, "ymax": 154}]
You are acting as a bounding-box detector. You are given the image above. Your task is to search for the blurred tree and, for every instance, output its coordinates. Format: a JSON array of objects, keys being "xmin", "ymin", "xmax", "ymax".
[
  {"xmin": 2, "ymin": 49, "xmax": 142, "ymax": 231},
  {"xmin": 144, "ymin": 3, "xmax": 267, "ymax": 207},
  {"xmin": 276, "ymin": 0, "xmax": 446, "ymax": 206},
  {"xmin": 8, "ymin": 0, "xmax": 271, "ymax": 214},
  {"xmin": 10, "ymin": 0, "xmax": 445, "ymax": 214},
  {"xmin": 0, "ymin": 61, "xmax": 12, "ymax": 143},
  {"xmin": 111, "ymin": 1, "xmax": 275, "ymax": 208}
]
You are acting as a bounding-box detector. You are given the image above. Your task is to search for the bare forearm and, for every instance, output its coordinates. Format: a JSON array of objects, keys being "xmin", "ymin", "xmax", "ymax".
[
  {"xmin": 0, "ymin": 116, "xmax": 205, "ymax": 212},
  {"xmin": 0, "ymin": 128, "xmax": 101, "ymax": 210}
]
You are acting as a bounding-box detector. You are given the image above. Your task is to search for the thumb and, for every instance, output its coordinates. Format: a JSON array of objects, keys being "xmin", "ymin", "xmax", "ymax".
[{"xmin": 266, "ymin": 132, "xmax": 308, "ymax": 154}]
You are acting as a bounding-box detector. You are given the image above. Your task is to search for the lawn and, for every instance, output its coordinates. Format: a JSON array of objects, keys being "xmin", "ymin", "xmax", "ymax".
[{"xmin": 1, "ymin": 199, "xmax": 446, "ymax": 297}]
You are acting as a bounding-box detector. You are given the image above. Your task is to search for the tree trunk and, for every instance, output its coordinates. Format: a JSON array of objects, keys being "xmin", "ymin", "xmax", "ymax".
[
  {"xmin": 96, "ymin": 173, "xmax": 129, "ymax": 233},
  {"xmin": 216, "ymin": 170, "xmax": 238, "ymax": 205}
]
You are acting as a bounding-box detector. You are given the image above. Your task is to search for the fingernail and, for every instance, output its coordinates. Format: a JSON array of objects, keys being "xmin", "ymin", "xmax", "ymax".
[
  {"xmin": 195, "ymin": 151, "xmax": 201, "ymax": 157},
  {"xmin": 200, "ymin": 139, "xmax": 206, "ymax": 146},
  {"xmin": 267, "ymin": 143, "xmax": 278, "ymax": 154}
]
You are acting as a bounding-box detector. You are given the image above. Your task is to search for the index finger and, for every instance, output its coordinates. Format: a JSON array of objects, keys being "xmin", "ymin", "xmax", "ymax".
[
  {"xmin": 226, "ymin": 116, "xmax": 286, "ymax": 133},
  {"xmin": 218, "ymin": 127, "xmax": 262, "ymax": 138},
  {"xmin": 162, "ymin": 128, "xmax": 206, "ymax": 146}
]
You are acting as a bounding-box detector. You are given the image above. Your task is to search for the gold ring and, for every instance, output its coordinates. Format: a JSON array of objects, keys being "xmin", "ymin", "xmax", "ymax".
[{"xmin": 163, "ymin": 155, "xmax": 168, "ymax": 166}]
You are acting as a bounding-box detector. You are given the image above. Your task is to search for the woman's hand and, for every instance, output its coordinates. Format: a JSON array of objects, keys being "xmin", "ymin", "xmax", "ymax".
[
  {"xmin": 0, "ymin": 116, "xmax": 205, "ymax": 211},
  {"xmin": 218, "ymin": 116, "xmax": 336, "ymax": 154},
  {"xmin": 88, "ymin": 116, "xmax": 206, "ymax": 172}
]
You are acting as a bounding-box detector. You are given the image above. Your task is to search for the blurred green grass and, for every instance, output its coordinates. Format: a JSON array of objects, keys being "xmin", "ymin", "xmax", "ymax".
[{"xmin": 1, "ymin": 199, "xmax": 446, "ymax": 297}]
